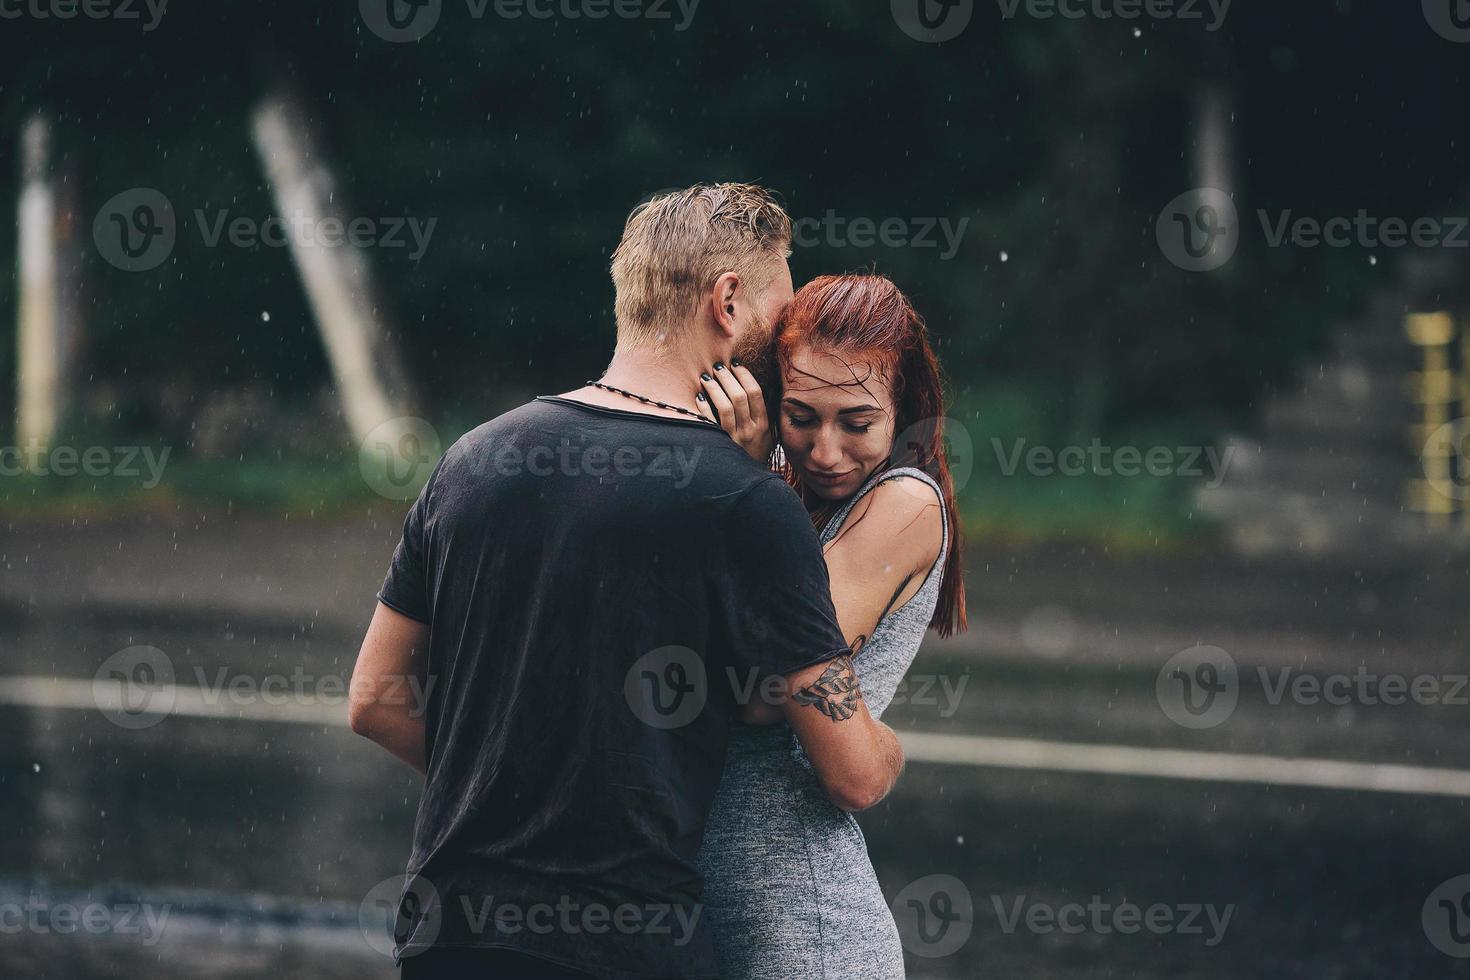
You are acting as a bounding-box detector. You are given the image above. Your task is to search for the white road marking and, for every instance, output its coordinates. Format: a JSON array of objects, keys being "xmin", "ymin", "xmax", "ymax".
[
  {"xmin": 0, "ymin": 676, "xmax": 349, "ymax": 726},
  {"xmin": 5, "ymin": 676, "xmax": 1470, "ymax": 798},
  {"xmin": 899, "ymin": 730, "xmax": 1470, "ymax": 798}
]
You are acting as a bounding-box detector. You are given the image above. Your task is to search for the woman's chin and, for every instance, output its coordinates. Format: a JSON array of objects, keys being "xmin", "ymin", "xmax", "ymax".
[{"xmin": 798, "ymin": 471, "xmax": 856, "ymax": 499}]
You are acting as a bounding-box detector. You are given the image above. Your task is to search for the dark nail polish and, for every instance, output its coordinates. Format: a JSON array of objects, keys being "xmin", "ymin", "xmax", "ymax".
[
  {"xmin": 714, "ymin": 362, "xmax": 726, "ymax": 371},
  {"xmin": 696, "ymin": 392, "xmax": 706, "ymax": 401},
  {"xmin": 731, "ymin": 358, "xmax": 742, "ymax": 367},
  {"xmin": 700, "ymin": 372, "xmax": 713, "ymax": 382}
]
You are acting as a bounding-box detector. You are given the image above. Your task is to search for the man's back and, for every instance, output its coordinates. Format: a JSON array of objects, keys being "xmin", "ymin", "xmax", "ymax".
[{"xmin": 376, "ymin": 395, "xmax": 850, "ymax": 977}]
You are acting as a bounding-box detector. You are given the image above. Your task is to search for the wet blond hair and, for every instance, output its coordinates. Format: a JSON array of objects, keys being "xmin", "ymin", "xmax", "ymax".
[{"xmin": 610, "ymin": 182, "xmax": 793, "ymax": 349}]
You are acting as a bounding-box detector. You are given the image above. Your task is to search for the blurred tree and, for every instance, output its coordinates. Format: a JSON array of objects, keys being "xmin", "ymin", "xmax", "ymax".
[{"xmin": 0, "ymin": 1, "xmax": 1458, "ymax": 450}]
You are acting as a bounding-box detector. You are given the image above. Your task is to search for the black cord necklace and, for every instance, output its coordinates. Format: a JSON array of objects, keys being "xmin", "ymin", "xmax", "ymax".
[{"xmin": 585, "ymin": 380, "xmax": 719, "ymax": 426}]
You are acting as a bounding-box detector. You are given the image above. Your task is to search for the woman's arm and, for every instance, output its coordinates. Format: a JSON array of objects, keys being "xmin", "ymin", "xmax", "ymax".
[{"xmin": 739, "ymin": 475, "xmax": 944, "ymax": 725}]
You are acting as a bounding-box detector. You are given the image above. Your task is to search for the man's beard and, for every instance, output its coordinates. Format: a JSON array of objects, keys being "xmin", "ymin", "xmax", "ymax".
[{"xmin": 732, "ymin": 311, "xmax": 782, "ymax": 418}]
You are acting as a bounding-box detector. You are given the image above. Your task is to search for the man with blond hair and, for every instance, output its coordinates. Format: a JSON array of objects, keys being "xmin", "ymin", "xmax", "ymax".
[{"xmin": 350, "ymin": 183, "xmax": 905, "ymax": 979}]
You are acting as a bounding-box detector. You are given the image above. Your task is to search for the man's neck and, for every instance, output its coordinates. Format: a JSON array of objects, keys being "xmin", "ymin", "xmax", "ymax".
[{"xmin": 558, "ymin": 345, "xmax": 721, "ymax": 422}]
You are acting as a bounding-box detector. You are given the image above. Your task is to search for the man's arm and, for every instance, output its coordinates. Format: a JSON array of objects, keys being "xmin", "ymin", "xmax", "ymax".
[
  {"xmin": 777, "ymin": 654, "xmax": 905, "ymax": 812},
  {"xmin": 349, "ymin": 601, "xmax": 431, "ymax": 774},
  {"xmin": 747, "ymin": 477, "xmax": 945, "ymax": 811}
]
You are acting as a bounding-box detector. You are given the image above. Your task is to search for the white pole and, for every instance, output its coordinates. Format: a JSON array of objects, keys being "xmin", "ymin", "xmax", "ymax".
[
  {"xmin": 16, "ymin": 115, "xmax": 61, "ymax": 456},
  {"xmin": 249, "ymin": 95, "xmax": 418, "ymax": 448},
  {"xmin": 1193, "ymin": 83, "xmax": 1233, "ymax": 194}
]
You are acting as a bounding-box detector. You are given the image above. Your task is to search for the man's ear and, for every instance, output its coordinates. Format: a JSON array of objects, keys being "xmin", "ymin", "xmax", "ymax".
[{"xmin": 711, "ymin": 271, "xmax": 741, "ymax": 337}]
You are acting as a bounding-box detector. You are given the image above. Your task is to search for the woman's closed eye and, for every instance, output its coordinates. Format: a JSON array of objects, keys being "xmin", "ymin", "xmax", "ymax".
[{"xmin": 785, "ymin": 413, "xmax": 873, "ymax": 434}]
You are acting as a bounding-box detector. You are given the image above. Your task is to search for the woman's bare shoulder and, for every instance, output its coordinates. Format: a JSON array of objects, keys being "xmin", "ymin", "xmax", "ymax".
[{"xmin": 834, "ymin": 473, "xmax": 944, "ymax": 577}]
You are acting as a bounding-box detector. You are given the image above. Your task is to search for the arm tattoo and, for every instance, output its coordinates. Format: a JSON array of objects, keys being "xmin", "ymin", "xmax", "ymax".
[{"xmin": 793, "ymin": 655, "xmax": 863, "ymax": 722}]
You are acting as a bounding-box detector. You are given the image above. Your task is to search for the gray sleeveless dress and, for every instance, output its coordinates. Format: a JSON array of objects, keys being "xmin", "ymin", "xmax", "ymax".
[{"xmin": 694, "ymin": 466, "xmax": 951, "ymax": 980}]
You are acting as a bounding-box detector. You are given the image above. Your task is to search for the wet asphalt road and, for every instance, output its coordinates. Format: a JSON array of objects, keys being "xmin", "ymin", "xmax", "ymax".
[{"xmin": 2, "ymin": 530, "xmax": 1469, "ymax": 978}]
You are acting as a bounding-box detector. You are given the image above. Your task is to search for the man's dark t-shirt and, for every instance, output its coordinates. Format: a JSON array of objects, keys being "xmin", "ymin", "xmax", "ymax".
[{"xmin": 376, "ymin": 395, "xmax": 852, "ymax": 979}]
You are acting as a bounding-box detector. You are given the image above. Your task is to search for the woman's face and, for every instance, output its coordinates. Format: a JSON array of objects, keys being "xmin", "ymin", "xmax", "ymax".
[{"xmin": 778, "ymin": 343, "xmax": 897, "ymax": 502}]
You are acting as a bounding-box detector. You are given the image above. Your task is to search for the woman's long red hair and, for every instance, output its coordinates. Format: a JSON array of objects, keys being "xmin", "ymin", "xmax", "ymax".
[{"xmin": 772, "ymin": 274, "xmax": 968, "ymax": 638}]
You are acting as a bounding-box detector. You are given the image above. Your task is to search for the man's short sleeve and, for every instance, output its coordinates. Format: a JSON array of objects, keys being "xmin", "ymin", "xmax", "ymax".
[
  {"xmin": 375, "ymin": 460, "xmax": 441, "ymax": 625},
  {"xmin": 714, "ymin": 476, "xmax": 851, "ymax": 679}
]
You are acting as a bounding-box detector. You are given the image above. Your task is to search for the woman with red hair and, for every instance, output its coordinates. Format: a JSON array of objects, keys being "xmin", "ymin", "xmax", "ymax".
[{"xmin": 693, "ymin": 273, "xmax": 968, "ymax": 978}]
